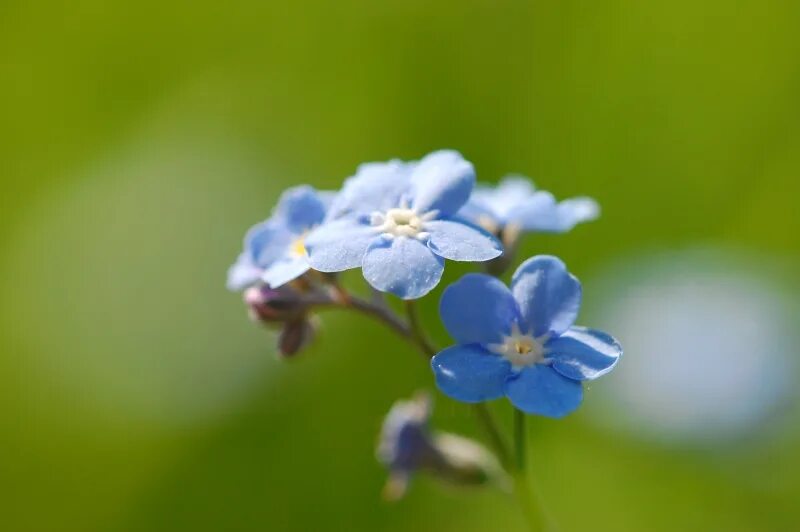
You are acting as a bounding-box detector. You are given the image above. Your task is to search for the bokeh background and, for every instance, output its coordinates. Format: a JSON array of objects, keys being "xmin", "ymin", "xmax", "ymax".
[{"xmin": 2, "ymin": 1, "xmax": 800, "ymax": 530}]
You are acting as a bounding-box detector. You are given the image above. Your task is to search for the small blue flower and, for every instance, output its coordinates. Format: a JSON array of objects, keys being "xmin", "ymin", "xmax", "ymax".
[
  {"xmin": 305, "ymin": 150, "xmax": 503, "ymax": 299},
  {"xmin": 458, "ymin": 176, "xmax": 599, "ymax": 235},
  {"xmin": 227, "ymin": 185, "xmax": 333, "ymax": 291},
  {"xmin": 431, "ymin": 255, "xmax": 621, "ymax": 418}
]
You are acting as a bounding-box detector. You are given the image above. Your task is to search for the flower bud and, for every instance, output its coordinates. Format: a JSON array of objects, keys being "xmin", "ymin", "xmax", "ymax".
[
  {"xmin": 277, "ymin": 316, "xmax": 317, "ymax": 357},
  {"xmin": 244, "ymin": 284, "xmax": 304, "ymax": 323},
  {"xmin": 377, "ymin": 392, "xmax": 506, "ymax": 500}
]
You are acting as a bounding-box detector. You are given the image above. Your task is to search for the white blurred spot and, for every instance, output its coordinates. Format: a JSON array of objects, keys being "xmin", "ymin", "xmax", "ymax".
[{"xmin": 586, "ymin": 248, "xmax": 798, "ymax": 446}]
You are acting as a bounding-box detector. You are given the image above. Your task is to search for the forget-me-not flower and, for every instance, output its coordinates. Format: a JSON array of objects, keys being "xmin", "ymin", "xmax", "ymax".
[
  {"xmin": 227, "ymin": 185, "xmax": 333, "ymax": 291},
  {"xmin": 431, "ymin": 255, "xmax": 621, "ymax": 418},
  {"xmin": 458, "ymin": 176, "xmax": 599, "ymax": 235},
  {"xmin": 304, "ymin": 150, "xmax": 503, "ymax": 299}
]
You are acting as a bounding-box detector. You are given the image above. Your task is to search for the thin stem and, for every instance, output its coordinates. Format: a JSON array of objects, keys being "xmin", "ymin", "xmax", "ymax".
[
  {"xmin": 403, "ymin": 300, "xmax": 437, "ymax": 358},
  {"xmin": 512, "ymin": 407, "xmax": 549, "ymax": 532},
  {"xmin": 514, "ymin": 407, "xmax": 526, "ymax": 471},
  {"xmin": 473, "ymin": 403, "xmax": 512, "ymax": 470}
]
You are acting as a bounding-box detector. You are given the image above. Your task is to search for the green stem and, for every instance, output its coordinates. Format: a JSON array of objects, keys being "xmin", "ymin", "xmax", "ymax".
[
  {"xmin": 473, "ymin": 403, "xmax": 512, "ymax": 471},
  {"xmin": 513, "ymin": 407, "xmax": 548, "ymax": 532},
  {"xmin": 403, "ymin": 300, "xmax": 437, "ymax": 358}
]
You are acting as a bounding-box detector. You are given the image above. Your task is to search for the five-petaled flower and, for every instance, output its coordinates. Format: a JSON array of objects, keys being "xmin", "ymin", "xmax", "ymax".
[
  {"xmin": 227, "ymin": 185, "xmax": 333, "ymax": 291},
  {"xmin": 431, "ymin": 255, "xmax": 621, "ymax": 418},
  {"xmin": 458, "ymin": 176, "xmax": 599, "ymax": 236},
  {"xmin": 304, "ymin": 150, "xmax": 503, "ymax": 299}
]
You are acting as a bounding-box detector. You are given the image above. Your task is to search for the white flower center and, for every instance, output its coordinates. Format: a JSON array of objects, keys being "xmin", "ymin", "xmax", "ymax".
[
  {"xmin": 370, "ymin": 199, "xmax": 438, "ymax": 240},
  {"xmin": 488, "ymin": 323, "xmax": 549, "ymax": 368}
]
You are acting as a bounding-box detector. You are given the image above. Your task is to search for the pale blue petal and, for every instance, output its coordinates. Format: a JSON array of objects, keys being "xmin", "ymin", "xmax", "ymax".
[
  {"xmin": 546, "ymin": 327, "xmax": 622, "ymax": 381},
  {"xmin": 432, "ymin": 344, "xmax": 511, "ymax": 403},
  {"xmin": 456, "ymin": 193, "xmax": 497, "ymax": 227},
  {"xmin": 507, "ymin": 193, "xmax": 599, "ymax": 232},
  {"xmin": 362, "ymin": 236, "xmax": 444, "ymax": 299},
  {"xmin": 511, "ymin": 255, "xmax": 581, "ymax": 337},
  {"xmin": 262, "ymin": 256, "xmax": 311, "ymax": 288},
  {"xmin": 487, "ymin": 176, "xmax": 535, "ymax": 220},
  {"xmin": 439, "ymin": 274, "xmax": 520, "ymax": 344},
  {"xmin": 504, "ymin": 191, "xmax": 559, "ymax": 229},
  {"xmin": 410, "ymin": 150, "xmax": 475, "ymax": 216},
  {"xmin": 506, "ymin": 365, "xmax": 583, "ymax": 418},
  {"xmin": 245, "ymin": 220, "xmax": 293, "ymax": 267},
  {"xmin": 328, "ymin": 160, "xmax": 413, "ymax": 217},
  {"xmin": 554, "ymin": 197, "xmax": 600, "ymax": 230},
  {"xmin": 305, "ymin": 218, "xmax": 377, "ymax": 272},
  {"xmin": 226, "ymin": 252, "xmax": 262, "ymax": 291},
  {"xmin": 275, "ymin": 185, "xmax": 328, "ymax": 232},
  {"xmin": 426, "ymin": 220, "xmax": 503, "ymax": 262}
]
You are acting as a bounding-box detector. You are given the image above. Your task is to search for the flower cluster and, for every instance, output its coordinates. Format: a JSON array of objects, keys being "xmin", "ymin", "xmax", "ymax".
[{"xmin": 227, "ymin": 149, "xmax": 621, "ymax": 502}]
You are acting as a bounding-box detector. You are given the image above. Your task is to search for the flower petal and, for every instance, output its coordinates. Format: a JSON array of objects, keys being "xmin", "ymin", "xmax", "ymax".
[
  {"xmin": 262, "ymin": 256, "xmax": 311, "ymax": 288},
  {"xmin": 431, "ymin": 344, "xmax": 511, "ymax": 403},
  {"xmin": 275, "ymin": 185, "xmax": 328, "ymax": 232},
  {"xmin": 506, "ymin": 365, "xmax": 583, "ymax": 418},
  {"xmin": 511, "ymin": 255, "xmax": 582, "ymax": 337},
  {"xmin": 305, "ymin": 218, "xmax": 377, "ymax": 272},
  {"xmin": 410, "ymin": 150, "xmax": 475, "ymax": 216},
  {"xmin": 426, "ymin": 220, "xmax": 503, "ymax": 262},
  {"xmin": 226, "ymin": 252, "xmax": 262, "ymax": 291},
  {"xmin": 546, "ymin": 327, "xmax": 622, "ymax": 381},
  {"xmin": 328, "ymin": 160, "xmax": 413, "ymax": 217},
  {"xmin": 362, "ymin": 236, "xmax": 444, "ymax": 299},
  {"xmin": 245, "ymin": 220, "xmax": 293, "ymax": 267},
  {"xmin": 439, "ymin": 274, "xmax": 520, "ymax": 344},
  {"xmin": 507, "ymin": 193, "xmax": 599, "ymax": 233}
]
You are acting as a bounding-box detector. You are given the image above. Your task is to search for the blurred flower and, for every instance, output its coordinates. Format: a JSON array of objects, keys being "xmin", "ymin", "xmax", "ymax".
[
  {"xmin": 377, "ymin": 392, "xmax": 504, "ymax": 500},
  {"xmin": 227, "ymin": 185, "xmax": 331, "ymax": 291},
  {"xmin": 243, "ymin": 284, "xmax": 306, "ymax": 323},
  {"xmin": 305, "ymin": 150, "xmax": 502, "ymax": 299},
  {"xmin": 277, "ymin": 316, "xmax": 317, "ymax": 357},
  {"xmin": 458, "ymin": 176, "xmax": 599, "ymax": 236},
  {"xmin": 586, "ymin": 249, "xmax": 798, "ymax": 445},
  {"xmin": 431, "ymin": 256, "xmax": 621, "ymax": 418}
]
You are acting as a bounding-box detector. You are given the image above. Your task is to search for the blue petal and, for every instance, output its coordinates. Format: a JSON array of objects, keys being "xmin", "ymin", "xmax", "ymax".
[
  {"xmin": 226, "ymin": 252, "xmax": 262, "ymax": 291},
  {"xmin": 440, "ymin": 274, "xmax": 519, "ymax": 344},
  {"xmin": 305, "ymin": 218, "xmax": 377, "ymax": 272},
  {"xmin": 546, "ymin": 327, "xmax": 622, "ymax": 381},
  {"xmin": 511, "ymin": 255, "xmax": 582, "ymax": 337},
  {"xmin": 362, "ymin": 236, "xmax": 444, "ymax": 299},
  {"xmin": 410, "ymin": 150, "xmax": 475, "ymax": 216},
  {"xmin": 431, "ymin": 344, "xmax": 511, "ymax": 403},
  {"xmin": 275, "ymin": 185, "xmax": 328, "ymax": 232},
  {"xmin": 505, "ymin": 365, "xmax": 583, "ymax": 418},
  {"xmin": 485, "ymin": 176, "xmax": 535, "ymax": 221},
  {"xmin": 245, "ymin": 220, "xmax": 293, "ymax": 267},
  {"xmin": 505, "ymin": 191, "xmax": 559, "ymax": 229},
  {"xmin": 327, "ymin": 160, "xmax": 413, "ymax": 217},
  {"xmin": 507, "ymin": 193, "xmax": 599, "ymax": 233},
  {"xmin": 262, "ymin": 256, "xmax": 311, "ymax": 288},
  {"xmin": 426, "ymin": 220, "xmax": 503, "ymax": 262}
]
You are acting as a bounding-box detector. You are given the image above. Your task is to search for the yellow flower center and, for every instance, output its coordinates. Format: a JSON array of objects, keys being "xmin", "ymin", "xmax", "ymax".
[{"xmin": 290, "ymin": 235, "xmax": 307, "ymax": 257}]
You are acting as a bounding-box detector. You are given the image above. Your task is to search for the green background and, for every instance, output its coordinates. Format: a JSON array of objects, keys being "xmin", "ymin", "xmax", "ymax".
[{"xmin": 1, "ymin": 1, "xmax": 799, "ymax": 530}]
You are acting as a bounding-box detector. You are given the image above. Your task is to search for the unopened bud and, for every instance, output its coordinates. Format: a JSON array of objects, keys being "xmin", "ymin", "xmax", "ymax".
[
  {"xmin": 377, "ymin": 392, "xmax": 507, "ymax": 500},
  {"xmin": 277, "ymin": 316, "xmax": 317, "ymax": 357},
  {"xmin": 244, "ymin": 284, "xmax": 304, "ymax": 323}
]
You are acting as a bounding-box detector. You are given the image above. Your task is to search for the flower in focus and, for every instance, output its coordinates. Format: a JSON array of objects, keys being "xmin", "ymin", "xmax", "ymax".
[
  {"xmin": 431, "ymin": 255, "xmax": 621, "ymax": 418},
  {"xmin": 304, "ymin": 150, "xmax": 502, "ymax": 299},
  {"xmin": 378, "ymin": 392, "xmax": 504, "ymax": 500},
  {"xmin": 227, "ymin": 185, "xmax": 332, "ymax": 291},
  {"xmin": 458, "ymin": 176, "xmax": 599, "ymax": 236}
]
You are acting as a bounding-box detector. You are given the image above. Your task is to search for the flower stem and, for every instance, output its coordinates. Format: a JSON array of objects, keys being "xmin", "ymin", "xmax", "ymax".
[
  {"xmin": 403, "ymin": 300, "xmax": 437, "ymax": 358},
  {"xmin": 473, "ymin": 403, "xmax": 512, "ymax": 471},
  {"xmin": 512, "ymin": 407, "xmax": 548, "ymax": 532}
]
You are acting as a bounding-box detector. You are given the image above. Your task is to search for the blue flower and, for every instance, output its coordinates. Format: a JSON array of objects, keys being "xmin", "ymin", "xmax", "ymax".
[
  {"xmin": 227, "ymin": 185, "xmax": 333, "ymax": 291},
  {"xmin": 458, "ymin": 176, "xmax": 599, "ymax": 235},
  {"xmin": 304, "ymin": 150, "xmax": 503, "ymax": 299},
  {"xmin": 431, "ymin": 255, "xmax": 621, "ymax": 418}
]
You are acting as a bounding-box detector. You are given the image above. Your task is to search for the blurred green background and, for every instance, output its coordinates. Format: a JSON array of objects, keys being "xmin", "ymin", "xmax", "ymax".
[{"xmin": 2, "ymin": 1, "xmax": 800, "ymax": 530}]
